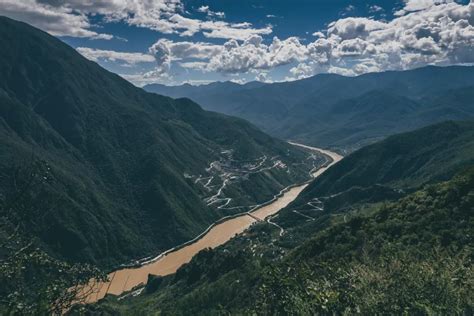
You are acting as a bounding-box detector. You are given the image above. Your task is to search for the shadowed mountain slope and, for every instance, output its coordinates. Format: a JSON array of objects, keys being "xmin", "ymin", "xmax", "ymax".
[{"xmin": 0, "ymin": 16, "xmax": 315, "ymax": 267}]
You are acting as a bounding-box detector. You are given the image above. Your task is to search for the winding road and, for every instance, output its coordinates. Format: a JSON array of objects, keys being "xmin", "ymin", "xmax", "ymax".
[{"xmin": 79, "ymin": 143, "xmax": 343, "ymax": 304}]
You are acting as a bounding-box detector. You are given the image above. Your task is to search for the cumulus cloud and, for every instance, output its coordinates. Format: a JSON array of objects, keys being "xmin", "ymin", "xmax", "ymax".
[
  {"xmin": 149, "ymin": 39, "xmax": 224, "ymax": 60},
  {"xmin": 142, "ymin": 1, "xmax": 473, "ymax": 82},
  {"xmin": 15, "ymin": 0, "xmax": 471, "ymax": 84},
  {"xmin": 312, "ymin": 31, "xmax": 326, "ymax": 38},
  {"xmin": 197, "ymin": 5, "xmax": 225, "ymax": 18},
  {"xmin": 289, "ymin": 62, "xmax": 315, "ymax": 80},
  {"xmin": 148, "ymin": 34, "xmax": 308, "ymax": 76},
  {"xmin": 0, "ymin": 0, "xmax": 113, "ymax": 39},
  {"xmin": 0, "ymin": 0, "xmax": 271, "ymax": 40},
  {"xmin": 148, "ymin": 35, "xmax": 309, "ymax": 74},
  {"xmin": 394, "ymin": 0, "xmax": 448, "ymax": 16},
  {"xmin": 76, "ymin": 47, "xmax": 155, "ymax": 64},
  {"xmin": 327, "ymin": 17, "xmax": 387, "ymax": 40},
  {"xmin": 166, "ymin": 14, "xmax": 272, "ymax": 40},
  {"xmin": 120, "ymin": 70, "xmax": 173, "ymax": 86},
  {"xmin": 255, "ymin": 72, "xmax": 271, "ymax": 82},
  {"xmin": 148, "ymin": 38, "xmax": 224, "ymax": 74},
  {"xmin": 202, "ymin": 23, "xmax": 272, "ymax": 40}
]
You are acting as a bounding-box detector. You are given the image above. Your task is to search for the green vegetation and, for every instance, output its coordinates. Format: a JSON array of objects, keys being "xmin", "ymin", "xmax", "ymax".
[
  {"xmin": 2, "ymin": 16, "xmax": 474, "ymax": 315},
  {"xmin": 292, "ymin": 120, "xmax": 474, "ymax": 213},
  {"xmin": 257, "ymin": 167, "xmax": 474, "ymax": 314},
  {"xmin": 145, "ymin": 66, "xmax": 474, "ymax": 152},
  {"xmin": 0, "ymin": 160, "xmax": 105, "ymax": 314},
  {"xmin": 0, "ymin": 16, "xmax": 315, "ymax": 268},
  {"xmin": 86, "ymin": 122, "xmax": 474, "ymax": 314},
  {"xmin": 87, "ymin": 164, "xmax": 474, "ymax": 315}
]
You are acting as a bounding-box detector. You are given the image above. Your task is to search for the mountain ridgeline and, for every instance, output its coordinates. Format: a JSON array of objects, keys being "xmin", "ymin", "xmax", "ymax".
[
  {"xmin": 145, "ymin": 65, "xmax": 474, "ymax": 152},
  {"xmin": 0, "ymin": 16, "xmax": 317, "ymax": 268}
]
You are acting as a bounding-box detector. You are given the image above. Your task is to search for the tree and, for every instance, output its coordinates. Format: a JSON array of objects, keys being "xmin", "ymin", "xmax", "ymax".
[{"xmin": 0, "ymin": 158, "xmax": 106, "ymax": 315}]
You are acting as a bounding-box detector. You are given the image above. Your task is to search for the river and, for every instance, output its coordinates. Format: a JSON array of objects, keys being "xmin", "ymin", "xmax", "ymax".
[{"xmin": 79, "ymin": 143, "xmax": 343, "ymax": 304}]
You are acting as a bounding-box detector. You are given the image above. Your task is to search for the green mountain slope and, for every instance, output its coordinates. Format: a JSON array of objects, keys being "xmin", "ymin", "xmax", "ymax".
[
  {"xmin": 296, "ymin": 120, "xmax": 474, "ymax": 202},
  {"xmin": 88, "ymin": 125, "xmax": 474, "ymax": 315},
  {"xmin": 0, "ymin": 16, "xmax": 317, "ymax": 268},
  {"xmin": 145, "ymin": 66, "xmax": 474, "ymax": 151}
]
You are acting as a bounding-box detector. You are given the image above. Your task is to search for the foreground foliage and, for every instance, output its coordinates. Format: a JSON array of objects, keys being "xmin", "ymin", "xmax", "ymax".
[
  {"xmin": 257, "ymin": 251, "xmax": 473, "ymax": 315},
  {"xmin": 0, "ymin": 160, "xmax": 105, "ymax": 314}
]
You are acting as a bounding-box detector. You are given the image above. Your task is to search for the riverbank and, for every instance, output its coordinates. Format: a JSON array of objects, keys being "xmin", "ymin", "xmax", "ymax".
[{"xmin": 78, "ymin": 143, "xmax": 343, "ymax": 304}]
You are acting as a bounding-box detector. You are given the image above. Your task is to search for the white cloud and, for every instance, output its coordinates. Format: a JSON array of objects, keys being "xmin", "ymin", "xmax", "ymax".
[
  {"xmin": 255, "ymin": 72, "xmax": 272, "ymax": 82},
  {"xmin": 197, "ymin": 5, "xmax": 225, "ymax": 18},
  {"xmin": 76, "ymin": 47, "xmax": 155, "ymax": 64},
  {"xmin": 0, "ymin": 0, "xmax": 269, "ymax": 40},
  {"xmin": 197, "ymin": 5, "xmax": 209, "ymax": 13},
  {"xmin": 120, "ymin": 70, "xmax": 173, "ymax": 86},
  {"xmin": 148, "ymin": 38, "xmax": 226, "ymax": 75},
  {"xmin": 149, "ymin": 35, "xmax": 308, "ymax": 74},
  {"xmin": 141, "ymin": 1, "xmax": 473, "ymax": 82},
  {"xmin": 0, "ymin": 0, "xmax": 113, "ymax": 39},
  {"xmin": 202, "ymin": 24, "xmax": 272, "ymax": 40},
  {"xmin": 394, "ymin": 0, "xmax": 449, "ymax": 16},
  {"xmin": 229, "ymin": 78, "xmax": 246, "ymax": 84},
  {"xmin": 369, "ymin": 5, "xmax": 384, "ymax": 13},
  {"xmin": 139, "ymin": 13, "xmax": 272, "ymax": 40},
  {"xmin": 15, "ymin": 0, "xmax": 469, "ymax": 84},
  {"xmin": 345, "ymin": 5, "xmax": 356, "ymax": 12},
  {"xmin": 179, "ymin": 61, "xmax": 209, "ymax": 69},
  {"xmin": 149, "ymin": 39, "xmax": 224, "ymax": 61},
  {"xmin": 312, "ymin": 31, "xmax": 326, "ymax": 38},
  {"xmin": 327, "ymin": 18, "xmax": 387, "ymax": 40},
  {"xmin": 289, "ymin": 62, "xmax": 315, "ymax": 80}
]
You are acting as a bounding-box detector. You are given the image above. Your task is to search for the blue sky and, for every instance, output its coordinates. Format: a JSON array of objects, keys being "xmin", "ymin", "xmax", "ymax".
[{"xmin": 0, "ymin": 0, "xmax": 472, "ymax": 86}]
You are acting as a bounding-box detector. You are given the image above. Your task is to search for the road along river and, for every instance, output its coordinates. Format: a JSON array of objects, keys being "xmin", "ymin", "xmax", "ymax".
[{"xmin": 79, "ymin": 143, "xmax": 343, "ymax": 304}]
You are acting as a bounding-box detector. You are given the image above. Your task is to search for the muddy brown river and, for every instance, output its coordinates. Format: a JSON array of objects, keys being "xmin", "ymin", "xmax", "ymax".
[{"xmin": 80, "ymin": 143, "xmax": 343, "ymax": 303}]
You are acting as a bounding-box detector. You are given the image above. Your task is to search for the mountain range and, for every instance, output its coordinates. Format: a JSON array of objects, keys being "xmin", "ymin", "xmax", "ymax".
[
  {"xmin": 0, "ymin": 16, "xmax": 316, "ymax": 268},
  {"xmin": 145, "ymin": 66, "xmax": 474, "ymax": 152},
  {"xmin": 1, "ymin": 14, "xmax": 474, "ymax": 315}
]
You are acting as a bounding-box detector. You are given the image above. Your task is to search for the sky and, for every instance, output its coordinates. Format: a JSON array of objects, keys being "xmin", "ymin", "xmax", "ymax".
[{"xmin": 0, "ymin": 0, "xmax": 472, "ymax": 86}]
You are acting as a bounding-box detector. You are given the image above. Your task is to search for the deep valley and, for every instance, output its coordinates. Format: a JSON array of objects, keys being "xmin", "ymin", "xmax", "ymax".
[{"xmin": 0, "ymin": 2, "xmax": 473, "ymax": 314}]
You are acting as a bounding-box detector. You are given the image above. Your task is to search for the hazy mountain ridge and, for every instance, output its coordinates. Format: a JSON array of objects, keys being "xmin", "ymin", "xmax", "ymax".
[{"xmin": 145, "ymin": 66, "xmax": 474, "ymax": 152}]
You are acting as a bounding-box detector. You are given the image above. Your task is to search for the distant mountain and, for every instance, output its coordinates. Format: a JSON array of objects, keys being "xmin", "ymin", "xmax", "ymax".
[
  {"xmin": 144, "ymin": 81, "xmax": 267, "ymax": 100},
  {"xmin": 145, "ymin": 66, "xmax": 474, "ymax": 152},
  {"xmin": 0, "ymin": 16, "xmax": 316, "ymax": 267},
  {"xmin": 91, "ymin": 121, "xmax": 474, "ymax": 314}
]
